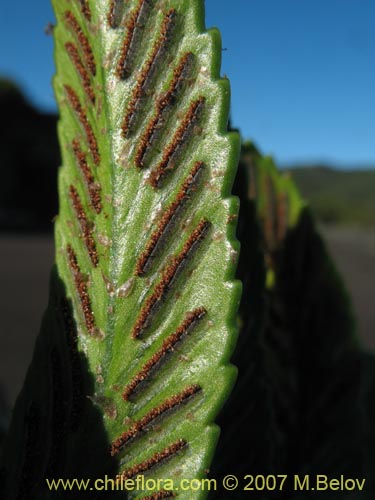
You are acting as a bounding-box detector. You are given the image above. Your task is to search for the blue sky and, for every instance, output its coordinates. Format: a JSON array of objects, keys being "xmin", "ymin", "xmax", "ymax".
[{"xmin": 1, "ymin": 0, "xmax": 375, "ymax": 167}]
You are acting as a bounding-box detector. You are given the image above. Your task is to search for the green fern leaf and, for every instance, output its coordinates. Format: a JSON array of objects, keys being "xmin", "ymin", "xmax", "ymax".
[
  {"xmin": 0, "ymin": 1, "xmax": 240, "ymax": 498},
  {"xmin": 211, "ymin": 148, "xmax": 363, "ymax": 499},
  {"xmin": 254, "ymin": 156, "xmax": 363, "ymax": 484}
]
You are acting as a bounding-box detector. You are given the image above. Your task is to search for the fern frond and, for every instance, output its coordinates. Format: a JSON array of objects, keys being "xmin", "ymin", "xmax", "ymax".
[
  {"xmin": 211, "ymin": 146, "xmax": 364, "ymax": 499},
  {"xmin": 0, "ymin": 1, "xmax": 240, "ymax": 498}
]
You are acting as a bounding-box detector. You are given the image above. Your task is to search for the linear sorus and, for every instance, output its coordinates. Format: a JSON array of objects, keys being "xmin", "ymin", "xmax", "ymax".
[
  {"xmin": 77, "ymin": 0, "xmax": 91, "ymax": 22},
  {"xmin": 64, "ymin": 11, "xmax": 96, "ymax": 75},
  {"xmin": 65, "ymin": 42, "xmax": 95, "ymax": 103},
  {"xmin": 138, "ymin": 9, "xmax": 177, "ymax": 94},
  {"xmin": 149, "ymin": 97, "xmax": 205, "ymax": 188},
  {"xmin": 112, "ymin": 385, "xmax": 201, "ymax": 455},
  {"xmin": 108, "ymin": 0, "xmax": 124, "ymax": 28},
  {"xmin": 131, "ymin": 220, "xmax": 210, "ymax": 339},
  {"xmin": 135, "ymin": 52, "xmax": 195, "ymax": 168},
  {"xmin": 64, "ymin": 85, "xmax": 100, "ymax": 165},
  {"xmin": 69, "ymin": 185, "xmax": 99, "ymax": 267},
  {"xmin": 67, "ymin": 244, "xmax": 96, "ymax": 334},
  {"xmin": 72, "ymin": 139, "xmax": 102, "ymax": 214},
  {"xmin": 123, "ymin": 308, "xmax": 206, "ymax": 400},
  {"xmin": 136, "ymin": 161, "xmax": 204, "ymax": 276},
  {"xmin": 119, "ymin": 439, "xmax": 186, "ymax": 479},
  {"xmin": 121, "ymin": 9, "xmax": 177, "ymax": 138},
  {"xmin": 116, "ymin": 0, "xmax": 154, "ymax": 79}
]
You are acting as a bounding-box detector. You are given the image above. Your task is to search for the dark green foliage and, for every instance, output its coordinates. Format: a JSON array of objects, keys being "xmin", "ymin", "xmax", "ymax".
[
  {"xmin": 211, "ymin": 159, "xmax": 276, "ymax": 487},
  {"xmin": 361, "ymin": 352, "xmax": 375, "ymax": 497},
  {"xmin": 277, "ymin": 210, "xmax": 362, "ymax": 487},
  {"xmin": 211, "ymin": 148, "xmax": 368, "ymax": 499},
  {"xmin": 0, "ymin": 392, "xmax": 7, "ymax": 458}
]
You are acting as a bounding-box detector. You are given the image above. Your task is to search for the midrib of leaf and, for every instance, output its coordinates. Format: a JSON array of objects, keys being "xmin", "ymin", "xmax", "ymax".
[{"xmin": 52, "ymin": 0, "xmax": 240, "ymax": 497}]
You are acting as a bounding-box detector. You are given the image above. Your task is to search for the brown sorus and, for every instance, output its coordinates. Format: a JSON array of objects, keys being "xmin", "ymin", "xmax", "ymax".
[
  {"xmin": 107, "ymin": 0, "xmax": 125, "ymax": 28},
  {"xmin": 131, "ymin": 220, "xmax": 210, "ymax": 339},
  {"xmin": 108, "ymin": 1, "xmax": 118, "ymax": 28},
  {"xmin": 69, "ymin": 185, "xmax": 99, "ymax": 266},
  {"xmin": 123, "ymin": 308, "xmax": 206, "ymax": 400},
  {"xmin": 135, "ymin": 52, "xmax": 195, "ymax": 168},
  {"xmin": 72, "ymin": 139, "xmax": 102, "ymax": 213},
  {"xmin": 64, "ymin": 85, "xmax": 100, "ymax": 165},
  {"xmin": 64, "ymin": 11, "xmax": 96, "ymax": 75},
  {"xmin": 120, "ymin": 439, "xmax": 186, "ymax": 479},
  {"xmin": 121, "ymin": 9, "xmax": 177, "ymax": 138},
  {"xmin": 65, "ymin": 42, "xmax": 95, "ymax": 103},
  {"xmin": 112, "ymin": 385, "xmax": 200, "ymax": 455},
  {"xmin": 78, "ymin": 0, "xmax": 91, "ymax": 22},
  {"xmin": 149, "ymin": 97, "xmax": 205, "ymax": 188},
  {"xmin": 116, "ymin": 0, "xmax": 154, "ymax": 79},
  {"xmin": 67, "ymin": 244, "xmax": 96, "ymax": 334},
  {"xmin": 136, "ymin": 161, "xmax": 204, "ymax": 276}
]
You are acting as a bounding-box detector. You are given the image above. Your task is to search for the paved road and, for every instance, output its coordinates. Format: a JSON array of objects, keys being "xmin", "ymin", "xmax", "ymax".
[
  {"xmin": 0, "ymin": 229, "xmax": 374, "ymax": 417},
  {"xmin": 0, "ymin": 236, "xmax": 54, "ymax": 419},
  {"xmin": 320, "ymin": 225, "xmax": 375, "ymax": 350}
]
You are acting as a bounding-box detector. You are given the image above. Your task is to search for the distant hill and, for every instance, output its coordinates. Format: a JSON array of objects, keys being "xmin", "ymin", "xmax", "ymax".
[
  {"xmin": 0, "ymin": 83, "xmax": 374, "ymax": 231},
  {"xmin": 0, "ymin": 79, "xmax": 60, "ymax": 232},
  {"xmin": 287, "ymin": 166, "xmax": 375, "ymax": 227}
]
